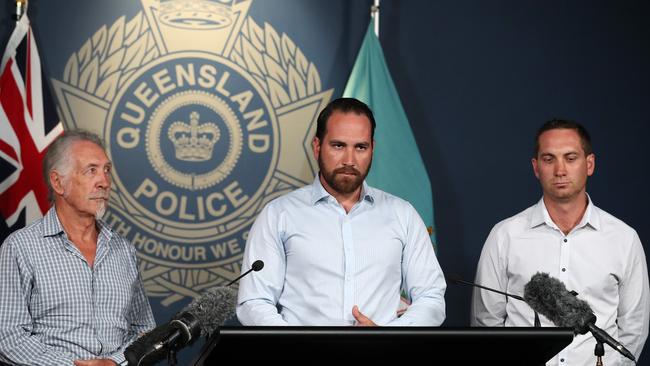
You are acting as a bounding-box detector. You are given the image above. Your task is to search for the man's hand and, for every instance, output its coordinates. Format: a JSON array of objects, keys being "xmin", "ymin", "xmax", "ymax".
[
  {"xmin": 352, "ymin": 305, "xmax": 377, "ymax": 326},
  {"xmin": 74, "ymin": 359, "xmax": 118, "ymax": 366}
]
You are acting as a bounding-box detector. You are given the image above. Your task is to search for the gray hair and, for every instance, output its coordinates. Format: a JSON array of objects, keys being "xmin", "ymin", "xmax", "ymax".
[{"xmin": 43, "ymin": 130, "xmax": 106, "ymax": 201}]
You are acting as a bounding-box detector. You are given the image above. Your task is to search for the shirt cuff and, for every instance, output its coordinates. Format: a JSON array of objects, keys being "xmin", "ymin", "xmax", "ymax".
[{"xmin": 107, "ymin": 351, "xmax": 126, "ymax": 365}]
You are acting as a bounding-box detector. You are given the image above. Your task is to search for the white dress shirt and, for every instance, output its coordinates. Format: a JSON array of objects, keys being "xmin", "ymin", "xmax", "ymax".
[
  {"xmin": 471, "ymin": 196, "xmax": 649, "ymax": 366},
  {"xmin": 236, "ymin": 177, "xmax": 446, "ymax": 326}
]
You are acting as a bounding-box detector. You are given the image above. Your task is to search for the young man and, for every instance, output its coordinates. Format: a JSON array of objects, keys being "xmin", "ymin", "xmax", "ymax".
[
  {"xmin": 0, "ymin": 130, "xmax": 155, "ymax": 365},
  {"xmin": 237, "ymin": 98, "xmax": 446, "ymax": 326},
  {"xmin": 472, "ymin": 119, "xmax": 649, "ymax": 365}
]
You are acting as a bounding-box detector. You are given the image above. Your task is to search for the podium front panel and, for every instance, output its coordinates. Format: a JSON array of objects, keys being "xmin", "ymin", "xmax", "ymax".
[{"xmin": 193, "ymin": 327, "xmax": 574, "ymax": 365}]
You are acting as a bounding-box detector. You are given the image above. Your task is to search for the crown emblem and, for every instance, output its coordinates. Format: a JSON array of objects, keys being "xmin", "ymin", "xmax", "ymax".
[
  {"xmin": 159, "ymin": 0, "xmax": 233, "ymax": 30},
  {"xmin": 168, "ymin": 112, "xmax": 221, "ymax": 162}
]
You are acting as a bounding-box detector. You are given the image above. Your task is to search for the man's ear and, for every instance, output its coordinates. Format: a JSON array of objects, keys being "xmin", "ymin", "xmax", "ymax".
[
  {"xmin": 531, "ymin": 158, "xmax": 540, "ymax": 179},
  {"xmin": 312, "ymin": 136, "xmax": 321, "ymax": 161},
  {"xmin": 50, "ymin": 171, "xmax": 65, "ymax": 196},
  {"xmin": 586, "ymin": 153, "xmax": 595, "ymax": 177}
]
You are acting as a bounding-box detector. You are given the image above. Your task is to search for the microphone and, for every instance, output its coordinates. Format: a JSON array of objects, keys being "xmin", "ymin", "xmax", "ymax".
[
  {"xmin": 122, "ymin": 322, "xmax": 177, "ymax": 365},
  {"xmin": 226, "ymin": 259, "xmax": 264, "ymax": 286},
  {"xmin": 447, "ymin": 274, "xmax": 541, "ymax": 326},
  {"xmin": 125, "ymin": 286, "xmax": 237, "ymax": 366},
  {"xmin": 125, "ymin": 259, "xmax": 263, "ymax": 365},
  {"xmin": 524, "ymin": 272, "xmax": 636, "ymax": 362}
]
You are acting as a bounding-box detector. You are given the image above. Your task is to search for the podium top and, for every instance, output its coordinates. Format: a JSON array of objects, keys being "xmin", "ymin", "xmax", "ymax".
[{"xmin": 194, "ymin": 327, "xmax": 574, "ymax": 365}]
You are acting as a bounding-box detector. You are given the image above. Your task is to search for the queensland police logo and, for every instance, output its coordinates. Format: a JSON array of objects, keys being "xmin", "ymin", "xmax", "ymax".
[{"xmin": 52, "ymin": 0, "xmax": 332, "ymax": 307}]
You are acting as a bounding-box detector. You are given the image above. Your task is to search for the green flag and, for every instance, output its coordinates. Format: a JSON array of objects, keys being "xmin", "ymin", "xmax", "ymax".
[{"xmin": 343, "ymin": 18, "xmax": 436, "ymax": 243}]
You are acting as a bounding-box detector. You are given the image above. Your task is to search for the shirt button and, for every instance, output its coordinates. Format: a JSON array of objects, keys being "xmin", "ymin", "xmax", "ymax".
[
  {"xmin": 560, "ymin": 358, "xmax": 565, "ymax": 362},
  {"xmin": 563, "ymin": 238, "xmax": 568, "ymax": 243},
  {"xmin": 562, "ymin": 268, "xmax": 566, "ymax": 272}
]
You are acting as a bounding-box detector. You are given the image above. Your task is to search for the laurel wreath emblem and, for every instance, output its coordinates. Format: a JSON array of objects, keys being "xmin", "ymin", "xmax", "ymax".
[
  {"xmin": 62, "ymin": 12, "xmax": 323, "ymax": 106},
  {"xmin": 60, "ymin": 11, "xmax": 317, "ymax": 305}
]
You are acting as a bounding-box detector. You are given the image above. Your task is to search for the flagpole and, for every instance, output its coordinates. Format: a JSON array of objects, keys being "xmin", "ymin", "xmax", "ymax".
[
  {"xmin": 14, "ymin": 0, "xmax": 27, "ymax": 22},
  {"xmin": 371, "ymin": 0, "xmax": 380, "ymax": 37}
]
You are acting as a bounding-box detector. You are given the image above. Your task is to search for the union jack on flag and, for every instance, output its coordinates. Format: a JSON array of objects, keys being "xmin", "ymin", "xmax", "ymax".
[{"xmin": 0, "ymin": 14, "xmax": 63, "ymax": 231}]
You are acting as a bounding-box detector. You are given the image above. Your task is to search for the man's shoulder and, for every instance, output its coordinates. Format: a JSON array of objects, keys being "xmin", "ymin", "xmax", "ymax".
[
  {"xmin": 2, "ymin": 217, "xmax": 46, "ymax": 250},
  {"xmin": 366, "ymin": 186, "xmax": 414, "ymax": 210},
  {"xmin": 591, "ymin": 204, "xmax": 638, "ymax": 237},
  {"xmin": 264, "ymin": 184, "xmax": 313, "ymax": 210},
  {"xmin": 108, "ymin": 229, "xmax": 134, "ymax": 248},
  {"xmin": 97, "ymin": 220, "xmax": 136, "ymax": 252},
  {"xmin": 490, "ymin": 204, "xmax": 536, "ymax": 235}
]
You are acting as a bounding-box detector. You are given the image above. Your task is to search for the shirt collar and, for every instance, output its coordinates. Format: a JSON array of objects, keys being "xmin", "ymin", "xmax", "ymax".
[
  {"xmin": 310, "ymin": 174, "xmax": 374, "ymax": 206},
  {"xmin": 42, "ymin": 205, "xmax": 114, "ymax": 241},
  {"xmin": 42, "ymin": 206, "xmax": 65, "ymax": 237},
  {"xmin": 579, "ymin": 194, "xmax": 600, "ymax": 230},
  {"xmin": 529, "ymin": 194, "xmax": 600, "ymax": 231}
]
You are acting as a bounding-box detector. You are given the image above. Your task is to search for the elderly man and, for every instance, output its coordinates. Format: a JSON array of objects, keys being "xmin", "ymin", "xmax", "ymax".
[{"xmin": 0, "ymin": 130, "xmax": 155, "ymax": 365}]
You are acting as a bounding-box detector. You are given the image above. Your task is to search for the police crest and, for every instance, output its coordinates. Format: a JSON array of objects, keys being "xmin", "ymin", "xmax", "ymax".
[{"xmin": 52, "ymin": 0, "xmax": 332, "ymax": 306}]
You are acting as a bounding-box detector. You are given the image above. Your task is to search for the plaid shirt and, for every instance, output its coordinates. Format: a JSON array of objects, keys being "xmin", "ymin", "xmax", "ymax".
[{"xmin": 0, "ymin": 207, "xmax": 156, "ymax": 365}]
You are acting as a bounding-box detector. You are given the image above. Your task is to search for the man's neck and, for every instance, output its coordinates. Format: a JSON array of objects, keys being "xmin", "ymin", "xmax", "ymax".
[
  {"xmin": 55, "ymin": 203, "xmax": 99, "ymax": 244},
  {"xmin": 319, "ymin": 176, "xmax": 362, "ymax": 213},
  {"xmin": 334, "ymin": 191, "xmax": 362, "ymax": 214},
  {"xmin": 543, "ymin": 193, "xmax": 589, "ymax": 235}
]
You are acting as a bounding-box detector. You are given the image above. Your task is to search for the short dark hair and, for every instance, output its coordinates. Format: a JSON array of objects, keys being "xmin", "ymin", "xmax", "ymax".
[
  {"xmin": 43, "ymin": 130, "xmax": 106, "ymax": 201},
  {"xmin": 315, "ymin": 98, "xmax": 376, "ymax": 141},
  {"xmin": 533, "ymin": 119, "xmax": 593, "ymax": 158}
]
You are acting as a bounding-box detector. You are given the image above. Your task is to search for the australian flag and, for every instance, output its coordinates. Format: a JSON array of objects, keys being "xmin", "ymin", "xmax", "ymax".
[{"xmin": 0, "ymin": 13, "xmax": 63, "ymax": 242}]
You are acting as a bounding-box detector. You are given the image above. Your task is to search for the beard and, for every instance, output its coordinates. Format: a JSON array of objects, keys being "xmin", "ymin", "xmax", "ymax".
[
  {"xmin": 95, "ymin": 200, "xmax": 107, "ymax": 220},
  {"xmin": 318, "ymin": 156, "xmax": 371, "ymax": 195},
  {"xmin": 89, "ymin": 190, "xmax": 109, "ymax": 220}
]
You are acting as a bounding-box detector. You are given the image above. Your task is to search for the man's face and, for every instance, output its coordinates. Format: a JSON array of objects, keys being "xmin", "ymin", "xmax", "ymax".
[
  {"xmin": 53, "ymin": 141, "xmax": 112, "ymax": 219},
  {"xmin": 312, "ymin": 111, "xmax": 373, "ymax": 196},
  {"xmin": 532, "ymin": 128, "xmax": 594, "ymax": 203}
]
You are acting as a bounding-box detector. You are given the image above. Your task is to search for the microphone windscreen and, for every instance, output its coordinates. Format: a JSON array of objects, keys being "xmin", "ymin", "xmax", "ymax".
[
  {"xmin": 523, "ymin": 272, "xmax": 595, "ymax": 334},
  {"xmin": 125, "ymin": 322, "xmax": 176, "ymax": 366},
  {"xmin": 180, "ymin": 286, "xmax": 238, "ymax": 336},
  {"xmin": 252, "ymin": 260, "xmax": 264, "ymax": 271}
]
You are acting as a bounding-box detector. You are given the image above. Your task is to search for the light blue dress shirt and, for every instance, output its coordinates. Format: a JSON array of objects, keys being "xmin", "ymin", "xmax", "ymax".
[
  {"xmin": 236, "ymin": 177, "xmax": 446, "ymax": 326},
  {"xmin": 0, "ymin": 207, "xmax": 156, "ymax": 365}
]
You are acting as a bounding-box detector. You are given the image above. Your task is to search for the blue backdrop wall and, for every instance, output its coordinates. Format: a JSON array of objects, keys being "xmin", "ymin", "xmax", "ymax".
[
  {"xmin": 377, "ymin": 1, "xmax": 649, "ymax": 363},
  {"xmin": 1, "ymin": 0, "xmax": 648, "ymax": 364}
]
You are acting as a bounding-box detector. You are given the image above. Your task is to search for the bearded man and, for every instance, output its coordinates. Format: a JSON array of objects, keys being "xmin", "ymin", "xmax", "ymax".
[
  {"xmin": 0, "ymin": 130, "xmax": 155, "ymax": 365},
  {"xmin": 236, "ymin": 98, "xmax": 446, "ymax": 326}
]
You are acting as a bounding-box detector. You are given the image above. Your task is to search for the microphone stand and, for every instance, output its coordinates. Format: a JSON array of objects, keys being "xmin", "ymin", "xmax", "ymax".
[
  {"xmin": 167, "ymin": 350, "xmax": 178, "ymax": 366},
  {"xmin": 594, "ymin": 339, "xmax": 604, "ymax": 366},
  {"xmin": 567, "ymin": 290, "xmax": 605, "ymax": 366}
]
